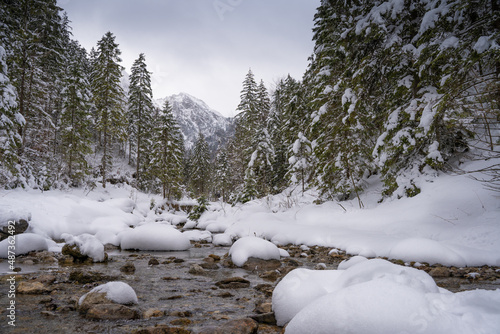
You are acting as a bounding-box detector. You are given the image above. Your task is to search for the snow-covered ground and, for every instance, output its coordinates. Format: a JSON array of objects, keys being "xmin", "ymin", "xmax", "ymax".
[
  {"xmin": 201, "ymin": 161, "xmax": 500, "ymax": 267},
  {"xmin": 1, "ymin": 160, "xmax": 499, "ymax": 332}
]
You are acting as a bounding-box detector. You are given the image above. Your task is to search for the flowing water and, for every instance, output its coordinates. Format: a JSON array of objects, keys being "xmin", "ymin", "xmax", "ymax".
[{"xmin": 1, "ymin": 241, "xmax": 499, "ymax": 333}]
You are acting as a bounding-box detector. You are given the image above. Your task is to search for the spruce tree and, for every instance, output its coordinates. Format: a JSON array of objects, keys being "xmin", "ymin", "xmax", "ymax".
[
  {"xmin": 190, "ymin": 132, "xmax": 211, "ymax": 197},
  {"xmin": 0, "ymin": 43, "xmax": 24, "ymax": 187},
  {"xmin": 60, "ymin": 40, "xmax": 93, "ymax": 185},
  {"xmin": 128, "ymin": 53, "xmax": 154, "ymax": 187},
  {"xmin": 149, "ymin": 101, "xmax": 184, "ymax": 199},
  {"xmin": 92, "ymin": 31, "xmax": 127, "ymax": 188}
]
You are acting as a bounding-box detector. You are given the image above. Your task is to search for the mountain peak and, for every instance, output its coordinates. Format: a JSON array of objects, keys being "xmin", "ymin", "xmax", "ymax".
[{"xmin": 154, "ymin": 93, "xmax": 233, "ymax": 151}]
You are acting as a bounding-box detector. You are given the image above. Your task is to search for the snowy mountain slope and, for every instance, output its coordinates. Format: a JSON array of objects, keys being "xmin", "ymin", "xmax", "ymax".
[{"xmin": 154, "ymin": 93, "xmax": 234, "ymax": 151}]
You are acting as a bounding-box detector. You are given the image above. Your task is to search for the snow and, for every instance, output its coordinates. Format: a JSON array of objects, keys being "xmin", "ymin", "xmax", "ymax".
[
  {"xmin": 274, "ymin": 258, "xmax": 500, "ymax": 333},
  {"xmin": 205, "ymin": 162, "xmax": 500, "ymax": 267},
  {"xmin": 212, "ymin": 233, "xmax": 233, "ymax": 246},
  {"xmin": 473, "ymin": 35, "xmax": 499, "ymax": 54},
  {"xmin": 62, "ymin": 233, "xmax": 106, "ymax": 262},
  {"xmin": 79, "ymin": 281, "xmax": 138, "ymax": 306},
  {"xmin": 119, "ymin": 223, "xmax": 191, "ymax": 251},
  {"xmin": 0, "ymin": 233, "xmax": 48, "ymax": 258},
  {"xmin": 228, "ymin": 236, "xmax": 281, "ymax": 267}
]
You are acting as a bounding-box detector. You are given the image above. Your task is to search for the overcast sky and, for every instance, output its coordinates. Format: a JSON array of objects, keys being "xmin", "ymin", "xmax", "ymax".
[{"xmin": 57, "ymin": 0, "xmax": 320, "ymax": 117}]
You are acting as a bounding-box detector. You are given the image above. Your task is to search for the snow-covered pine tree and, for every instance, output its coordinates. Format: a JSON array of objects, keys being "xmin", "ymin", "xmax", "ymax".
[
  {"xmin": 127, "ymin": 53, "xmax": 154, "ymax": 187},
  {"xmin": 149, "ymin": 100, "xmax": 184, "ymax": 199},
  {"xmin": 288, "ymin": 132, "xmax": 313, "ymax": 194},
  {"xmin": 3, "ymin": 0, "xmax": 68, "ymax": 188},
  {"xmin": 227, "ymin": 69, "xmax": 260, "ymax": 198},
  {"xmin": 268, "ymin": 78, "xmax": 290, "ymax": 193},
  {"xmin": 92, "ymin": 32, "xmax": 127, "ymax": 188},
  {"xmin": 373, "ymin": 0, "xmax": 500, "ymax": 196},
  {"xmin": 243, "ymin": 80, "xmax": 274, "ymax": 197},
  {"xmin": 0, "ymin": 43, "xmax": 24, "ymax": 187},
  {"xmin": 190, "ymin": 132, "xmax": 211, "ymax": 197},
  {"xmin": 214, "ymin": 145, "xmax": 232, "ymax": 202},
  {"xmin": 60, "ymin": 40, "xmax": 93, "ymax": 186}
]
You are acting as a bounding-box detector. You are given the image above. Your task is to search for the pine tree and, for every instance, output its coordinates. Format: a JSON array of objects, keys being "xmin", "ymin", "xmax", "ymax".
[
  {"xmin": 149, "ymin": 101, "xmax": 184, "ymax": 199},
  {"xmin": 190, "ymin": 132, "xmax": 211, "ymax": 197},
  {"xmin": 0, "ymin": 43, "xmax": 24, "ymax": 187},
  {"xmin": 59, "ymin": 40, "xmax": 93, "ymax": 185},
  {"xmin": 128, "ymin": 53, "xmax": 154, "ymax": 187},
  {"xmin": 245, "ymin": 80, "xmax": 274, "ymax": 196},
  {"xmin": 92, "ymin": 31, "xmax": 127, "ymax": 188},
  {"xmin": 3, "ymin": 0, "xmax": 69, "ymax": 188},
  {"xmin": 214, "ymin": 146, "xmax": 231, "ymax": 201}
]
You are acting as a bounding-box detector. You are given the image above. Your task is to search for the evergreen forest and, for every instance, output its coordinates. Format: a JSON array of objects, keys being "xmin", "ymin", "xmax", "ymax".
[{"xmin": 1, "ymin": 0, "xmax": 499, "ymax": 204}]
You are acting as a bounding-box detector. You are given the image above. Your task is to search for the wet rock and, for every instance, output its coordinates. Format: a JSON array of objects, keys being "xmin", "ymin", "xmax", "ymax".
[
  {"xmin": 254, "ymin": 302, "xmax": 272, "ymax": 314},
  {"xmin": 78, "ymin": 292, "xmax": 110, "ymax": 313},
  {"xmin": 121, "ymin": 262, "xmax": 136, "ymax": 274},
  {"xmin": 143, "ymin": 308, "xmax": 164, "ymax": 319},
  {"xmin": 58, "ymin": 254, "xmax": 74, "ymax": 265},
  {"xmin": 17, "ymin": 281, "xmax": 52, "ymax": 294},
  {"xmin": 36, "ymin": 274, "xmax": 56, "ymax": 284},
  {"xmin": 217, "ymin": 291, "xmax": 234, "ymax": 298},
  {"xmin": 254, "ymin": 284, "xmax": 274, "ymax": 297},
  {"xmin": 170, "ymin": 318, "xmax": 191, "ymax": 326},
  {"xmin": 69, "ymin": 270, "xmax": 114, "ymax": 284},
  {"xmin": 200, "ymin": 262, "xmax": 219, "ymax": 270},
  {"xmin": 0, "ymin": 218, "xmax": 30, "ymax": 241},
  {"xmin": 198, "ymin": 318, "xmax": 258, "ymax": 334},
  {"xmin": 149, "ymin": 258, "xmax": 160, "ymax": 266},
  {"xmin": 215, "ymin": 277, "xmax": 250, "ymax": 289},
  {"xmin": 61, "ymin": 244, "xmax": 91, "ymax": 263},
  {"xmin": 251, "ymin": 312, "xmax": 276, "ymax": 325},
  {"xmin": 208, "ymin": 254, "xmax": 221, "ymax": 262},
  {"xmin": 169, "ymin": 311, "xmax": 193, "ymax": 318},
  {"xmin": 429, "ymin": 267, "xmax": 451, "ymax": 278},
  {"xmin": 134, "ymin": 325, "xmax": 192, "ymax": 334},
  {"xmin": 282, "ymin": 258, "xmax": 300, "ymax": 267},
  {"xmin": 188, "ymin": 264, "xmax": 206, "ymax": 275},
  {"xmin": 173, "ymin": 258, "xmax": 185, "ymax": 263},
  {"xmin": 436, "ymin": 278, "xmax": 461, "ymax": 290},
  {"xmin": 259, "ymin": 271, "xmax": 280, "ymax": 282},
  {"xmin": 85, "ymin": 303, "xmax": 139, "ymax": 320},
  {"xmin": 242, "ymin": 258, "xmax": 282, "ymax": 272}
]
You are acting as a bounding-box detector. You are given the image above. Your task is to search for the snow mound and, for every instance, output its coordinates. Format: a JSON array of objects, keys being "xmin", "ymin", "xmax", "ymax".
[
  {"xmin": 206, "ymin": 222, "xmax": 229, "ymax": 233},
  {"xmin": 79, "ymin": 281, "xmax": 138, "ymax": 305},
  {"xmin": 62, "ymin": 233, "xmax": 106, "ymax": 262},
  {"xmin": 272, "ymin": 268, "xmax": 343, "ymax": 326},
  {"xmin": 229, "ymin": 236, "xmax": 281, "ymax": 267},
  {"xmin": 388, "ymin": 237, "xmax": 466, "ymax": 266},
  {"xmin": 212, "ymin": 233, "xmax": 233, "ymax": 246},
  {"xmin": 274, "ymin": 259, "xmax": 500, "ymax": 333},
  {"xmin": 119, "ymin": 223, "xmax": 190, "ymax": 251},
  {"xmin": 0, "ymin": 233, "xmax": 48, "ymax": 257},
  {"xmin": 182, "ymin": 230, "xmax": 212, "ymax": 242}
]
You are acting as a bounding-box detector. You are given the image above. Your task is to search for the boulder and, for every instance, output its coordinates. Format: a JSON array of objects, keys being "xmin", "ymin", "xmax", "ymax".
[
  {"xmin": 17, "ymin": 281, "xmax": 52, "ymax": 294},
  {"xmin": 85, "ymin": 304, "xmax": 139, "ymax": 320}
]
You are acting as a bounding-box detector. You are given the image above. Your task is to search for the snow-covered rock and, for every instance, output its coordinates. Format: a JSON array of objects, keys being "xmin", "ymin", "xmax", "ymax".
[
  {"xmin": 0, "ymin": 233, "xmax": 48, "ymax": 257},
  {"xmin": 229, "ymin": 236, "xmax": 281, "ymax": 267},
  {"xmin": 79, "ymin": 281, "xmax": 138, "ymax": 306},
  {"xmin": 119, "ymin": 223, "xmax": 190, "ymax": 251},
  {"xmin": 62, "ymin": 233, "xmax": 106, "ymax": 262}
]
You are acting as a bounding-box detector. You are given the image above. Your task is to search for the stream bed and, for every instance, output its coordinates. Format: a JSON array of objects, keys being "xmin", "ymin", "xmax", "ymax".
[{"xmin": 1, "ymin": 241, "xmax": 499, "ymax": 334}]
